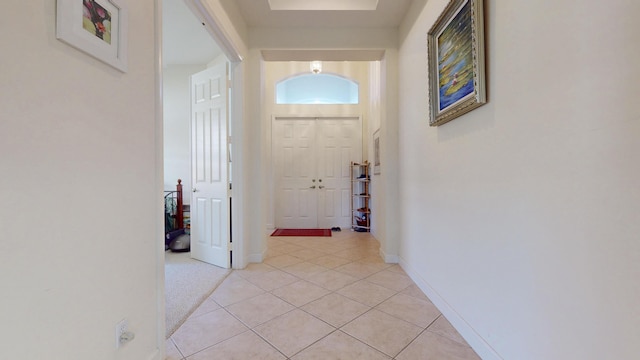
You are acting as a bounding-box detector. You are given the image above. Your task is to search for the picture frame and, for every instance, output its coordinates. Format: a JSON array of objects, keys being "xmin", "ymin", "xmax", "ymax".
[
  {"xmin": 427, "ymin": 0, "xmax": 485, "ymax": 126},
  {"xmin": 56, "ymin": 0, "xmax": 128, "ymax": 72},
  {"xmin": 373, "ymin": 129, "xmax": 381, "ymax": 175}
]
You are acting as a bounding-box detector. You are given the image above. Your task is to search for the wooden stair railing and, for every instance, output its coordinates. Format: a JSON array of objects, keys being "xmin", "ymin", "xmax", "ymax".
[{"xmin": 175, "ymin": 179, "xmax": 184, "ymax": 230}]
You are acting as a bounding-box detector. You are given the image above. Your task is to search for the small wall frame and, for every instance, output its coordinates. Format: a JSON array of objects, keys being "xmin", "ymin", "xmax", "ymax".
[
  {"xmin": 57, "ymin": 0, "xmax": 128, "ymax": 72},
  {"xmin": 373, "ymin": 129, "xmax": 381, "ymax": 175}
]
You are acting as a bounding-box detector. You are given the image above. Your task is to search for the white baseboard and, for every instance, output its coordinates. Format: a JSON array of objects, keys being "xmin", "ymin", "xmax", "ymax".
[
  {"xmin": 399, "ymin": 258, "xmax": 503, "ymax": 360},
  {"xmin": 147, "ymin": 349, "xmax": 161, "ymax": 360},
  {"xmin": 379, "ymin": 248, "xmax": 399, "ymax": 263},
  {"xmin": 247, "ymin": 251, "xmax": 264, "ymax": 263}
]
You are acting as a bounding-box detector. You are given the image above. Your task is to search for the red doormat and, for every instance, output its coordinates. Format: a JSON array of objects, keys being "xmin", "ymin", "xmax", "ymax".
[{"xmin": 271, "ymin": 228, "xmax": 332, "ymax": 237}]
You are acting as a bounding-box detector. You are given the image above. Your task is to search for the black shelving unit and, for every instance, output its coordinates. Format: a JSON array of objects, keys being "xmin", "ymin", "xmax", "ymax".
[{"xmin": 351, "ymin": 161, "xmax": 371, "ymax": 232}]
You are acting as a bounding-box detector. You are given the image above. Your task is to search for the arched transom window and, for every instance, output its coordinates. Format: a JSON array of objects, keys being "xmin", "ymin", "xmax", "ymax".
[{"xmin": 276, "ymin": 73, "xmax": 359, "ymax": 104}]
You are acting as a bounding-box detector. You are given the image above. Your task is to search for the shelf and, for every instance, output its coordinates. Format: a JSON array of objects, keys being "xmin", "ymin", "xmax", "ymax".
[{"xmin": 351, "ymin": 161, "xmax": 371, "ymax": 232}]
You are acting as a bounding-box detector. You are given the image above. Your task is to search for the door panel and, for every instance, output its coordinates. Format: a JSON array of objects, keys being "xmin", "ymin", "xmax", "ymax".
[
  {"xmin": 273, "ymin": 117, "xmax": 361, "ymax": 229},
  {"xmin": 190, "ymin": 63, "xmax": 230, "ymax": 268},
  {"xmin": 317, "ymin": 118, "xmax": 361, "ymax": 229},
  {"xmin": 273, "ymin": 120, "xmax": 318, "ymax": 228}
]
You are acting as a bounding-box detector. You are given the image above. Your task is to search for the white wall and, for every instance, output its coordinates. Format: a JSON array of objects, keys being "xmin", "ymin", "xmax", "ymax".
[
  {"xmin": 246, "ymin": 27, "xmax": 402, "ymax": 263},
  {"xmin": 163, "ymin": 64, "xmax": 207, "ymax": 199},
  {"xmin": 197, "ymin": 6, "xmax": 404, "ymax": 265},
  {"xmin": 377, "ymin": 52, "xmax": 400, "ymax": 263},
  {"xmin": 244, "ymin": 48, "xmax": 266, "ymax": 263},
  {"xmin": 261, "ymin": 61, "xmax": 371, "ymax": 234},
  {"xmin": 398, "ymin": 0, "xmax": 640, "ymax": 359},
  {"xmin": 0, "ymin": 1, "xmax": 161, "ymax": 359},
  {"xmin": 369, "ymin": 62, "xmax": 384, "ymax": 242}
]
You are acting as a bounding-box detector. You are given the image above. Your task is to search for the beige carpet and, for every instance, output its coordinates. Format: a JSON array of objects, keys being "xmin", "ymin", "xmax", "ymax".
[{"xmin": 164, "ymin": 252, "xmax": 230, "ymax": 338}]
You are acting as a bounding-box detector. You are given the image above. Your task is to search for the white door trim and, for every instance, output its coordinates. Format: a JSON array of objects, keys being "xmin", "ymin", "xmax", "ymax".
[
  {"xmin": 185, "ymin": 0, "xmax": 243, "ymax": 62},
  {"xmin": 154, "ymin": 1, "xmax": 166, "ymax": 356},
  {"xmin": 155, "ymin": 0, "xmax": 245, "ymax": 357},
  {"xmin": 181, "ymin": 2, "xmax": 245, "ymax": 269}
]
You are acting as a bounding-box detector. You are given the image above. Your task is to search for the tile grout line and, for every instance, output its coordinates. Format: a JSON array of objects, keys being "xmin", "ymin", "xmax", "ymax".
[
  {"xmin": 171, "ymin": 233, "xmax": 454, "ymax": 359},
  {"xmin": 222, "ymin": 250, "xmax": 391, "ymax": 358},
  {"xmin": 247, "ymin": 326, "xmax": 290, "ymax": 360},
  {"xmin": 169, "ymin": 337, "xmax": 186, "ymax": 360},
  {"xmin": 391, "ymin": 326, "xmax": 431, "ymax": 360}
]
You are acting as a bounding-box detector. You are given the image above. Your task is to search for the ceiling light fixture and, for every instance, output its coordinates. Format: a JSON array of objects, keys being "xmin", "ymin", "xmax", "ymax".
[{"xmin": 310, "ymin": 61, "xmax": 322, "ymax": 74}]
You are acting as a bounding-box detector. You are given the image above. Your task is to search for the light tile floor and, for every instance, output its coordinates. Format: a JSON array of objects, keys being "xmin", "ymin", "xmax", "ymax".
[{"xmin": 166, "ymin": 231, "xmax": 481, "ymax": 360}]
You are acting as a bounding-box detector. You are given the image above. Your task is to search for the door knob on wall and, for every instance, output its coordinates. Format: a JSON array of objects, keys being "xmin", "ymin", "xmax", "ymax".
[
  {"xmin": 319, "ymin": 185, "xmax": 325, "ymax": 189},
  {"xmin": 309, "ymin": 185, "xmax": 316, "ymax": 189}
]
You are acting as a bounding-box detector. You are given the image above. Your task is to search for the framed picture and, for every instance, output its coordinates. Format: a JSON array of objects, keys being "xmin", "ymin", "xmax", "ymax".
[
  {"xmin": 427, "ymin": 0, "xmax": 485, "ymax": 126},
  {"xmin": 373, "ymin": 129, "xmax": 381, "ymax": 175},
  {"xmin": 56, "ymin": 0, "xmax": 128, "ymax": 72}
]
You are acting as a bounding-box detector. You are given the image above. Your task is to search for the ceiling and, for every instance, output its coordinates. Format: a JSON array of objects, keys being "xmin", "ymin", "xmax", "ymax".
[
  {"xmin": 232, "ymin": 0, "xmax": 413, "ymax": 28},
  {"xmin": 267, "ymin": 0, "xmax": 380, "ymax": 11},
  {"xmin": 163, "ymin": 0, "xmax": 222, "ymax": 66},
  {"xmin": 163, "ymin": 0, "xmax": 414, "ymax": 65}
]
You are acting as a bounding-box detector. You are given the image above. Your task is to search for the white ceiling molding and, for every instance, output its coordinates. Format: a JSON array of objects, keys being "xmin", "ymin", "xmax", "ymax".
[
  {"xmin": 188, "ymin": 0, "xmax": 243, "ymax": 62},
  {"xmin": 261, "ymin": 49, "xmax": 386, "ymax": 61},
  {"xmin": 235, "ymin": 0, "xmax": 411, "ymax": 28},
  {"xmin": 268, "ymin": 0, "xmax": 379, "ymax": 11},
  {"xmin": 162, "ymin": 0, "xmax": 221, "ymax": 65}
]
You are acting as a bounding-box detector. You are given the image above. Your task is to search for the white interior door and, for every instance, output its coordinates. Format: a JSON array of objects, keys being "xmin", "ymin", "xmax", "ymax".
[
  {"xmin": 273, "ymin": 119, "xmax": 318, "ymax": 228},
  {"xmin": 190, "ymin": 63, "xmax": 230, "ymax": 268},
  {"xmin": 273, "ymin": 117, "xmax": 362, "ymax": 229},
  {"xmin": 317, "ymin": 118, "xmax": 361, "ymax": 228}
]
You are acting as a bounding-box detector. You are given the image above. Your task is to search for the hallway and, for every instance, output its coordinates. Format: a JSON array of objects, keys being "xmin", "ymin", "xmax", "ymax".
[{"xmin": 166, "ymin": 231, "xmax": 480, "ymax": 359}]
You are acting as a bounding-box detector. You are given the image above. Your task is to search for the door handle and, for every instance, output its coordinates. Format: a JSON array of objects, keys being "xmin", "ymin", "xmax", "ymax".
[
  {"xmin": 309, "ymin": 185, "xmax": 316, "ymax": 189},
  {"xmin": 192, "ymin": 188, "xmax": 198, "ymax": 192},
  {"xmin": 319, "ymin": 185, "xmax": 325, "ymax": 189}
]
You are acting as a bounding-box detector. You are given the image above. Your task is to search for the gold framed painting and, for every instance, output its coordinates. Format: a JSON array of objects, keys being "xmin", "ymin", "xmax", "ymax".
[{"xmin": 428, "ymin": 0, "xmax": 486, "ymax": 126}]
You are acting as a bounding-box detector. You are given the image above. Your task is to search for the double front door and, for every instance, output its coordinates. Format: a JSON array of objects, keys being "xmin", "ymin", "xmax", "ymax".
[{"xmin": 273, "ymin": 117, "xmax": 362, "ymax": 229}]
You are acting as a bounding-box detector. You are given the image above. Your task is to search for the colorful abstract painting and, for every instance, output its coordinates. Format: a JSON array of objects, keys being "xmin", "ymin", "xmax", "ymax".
[
  {"xmin": 437, "ymin": 0, "xmax": 473, "ymax": 111},
  {"xmin": 82, "ymin": 0, "xmax": 112, "ymax": 44},
  {"xmin": 427, "ymin": 0, "xmax": 485, "ymax": 126},
  {"xmin": 57, "ymin": 0, "xmax": 127, "ymax": 71}
]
